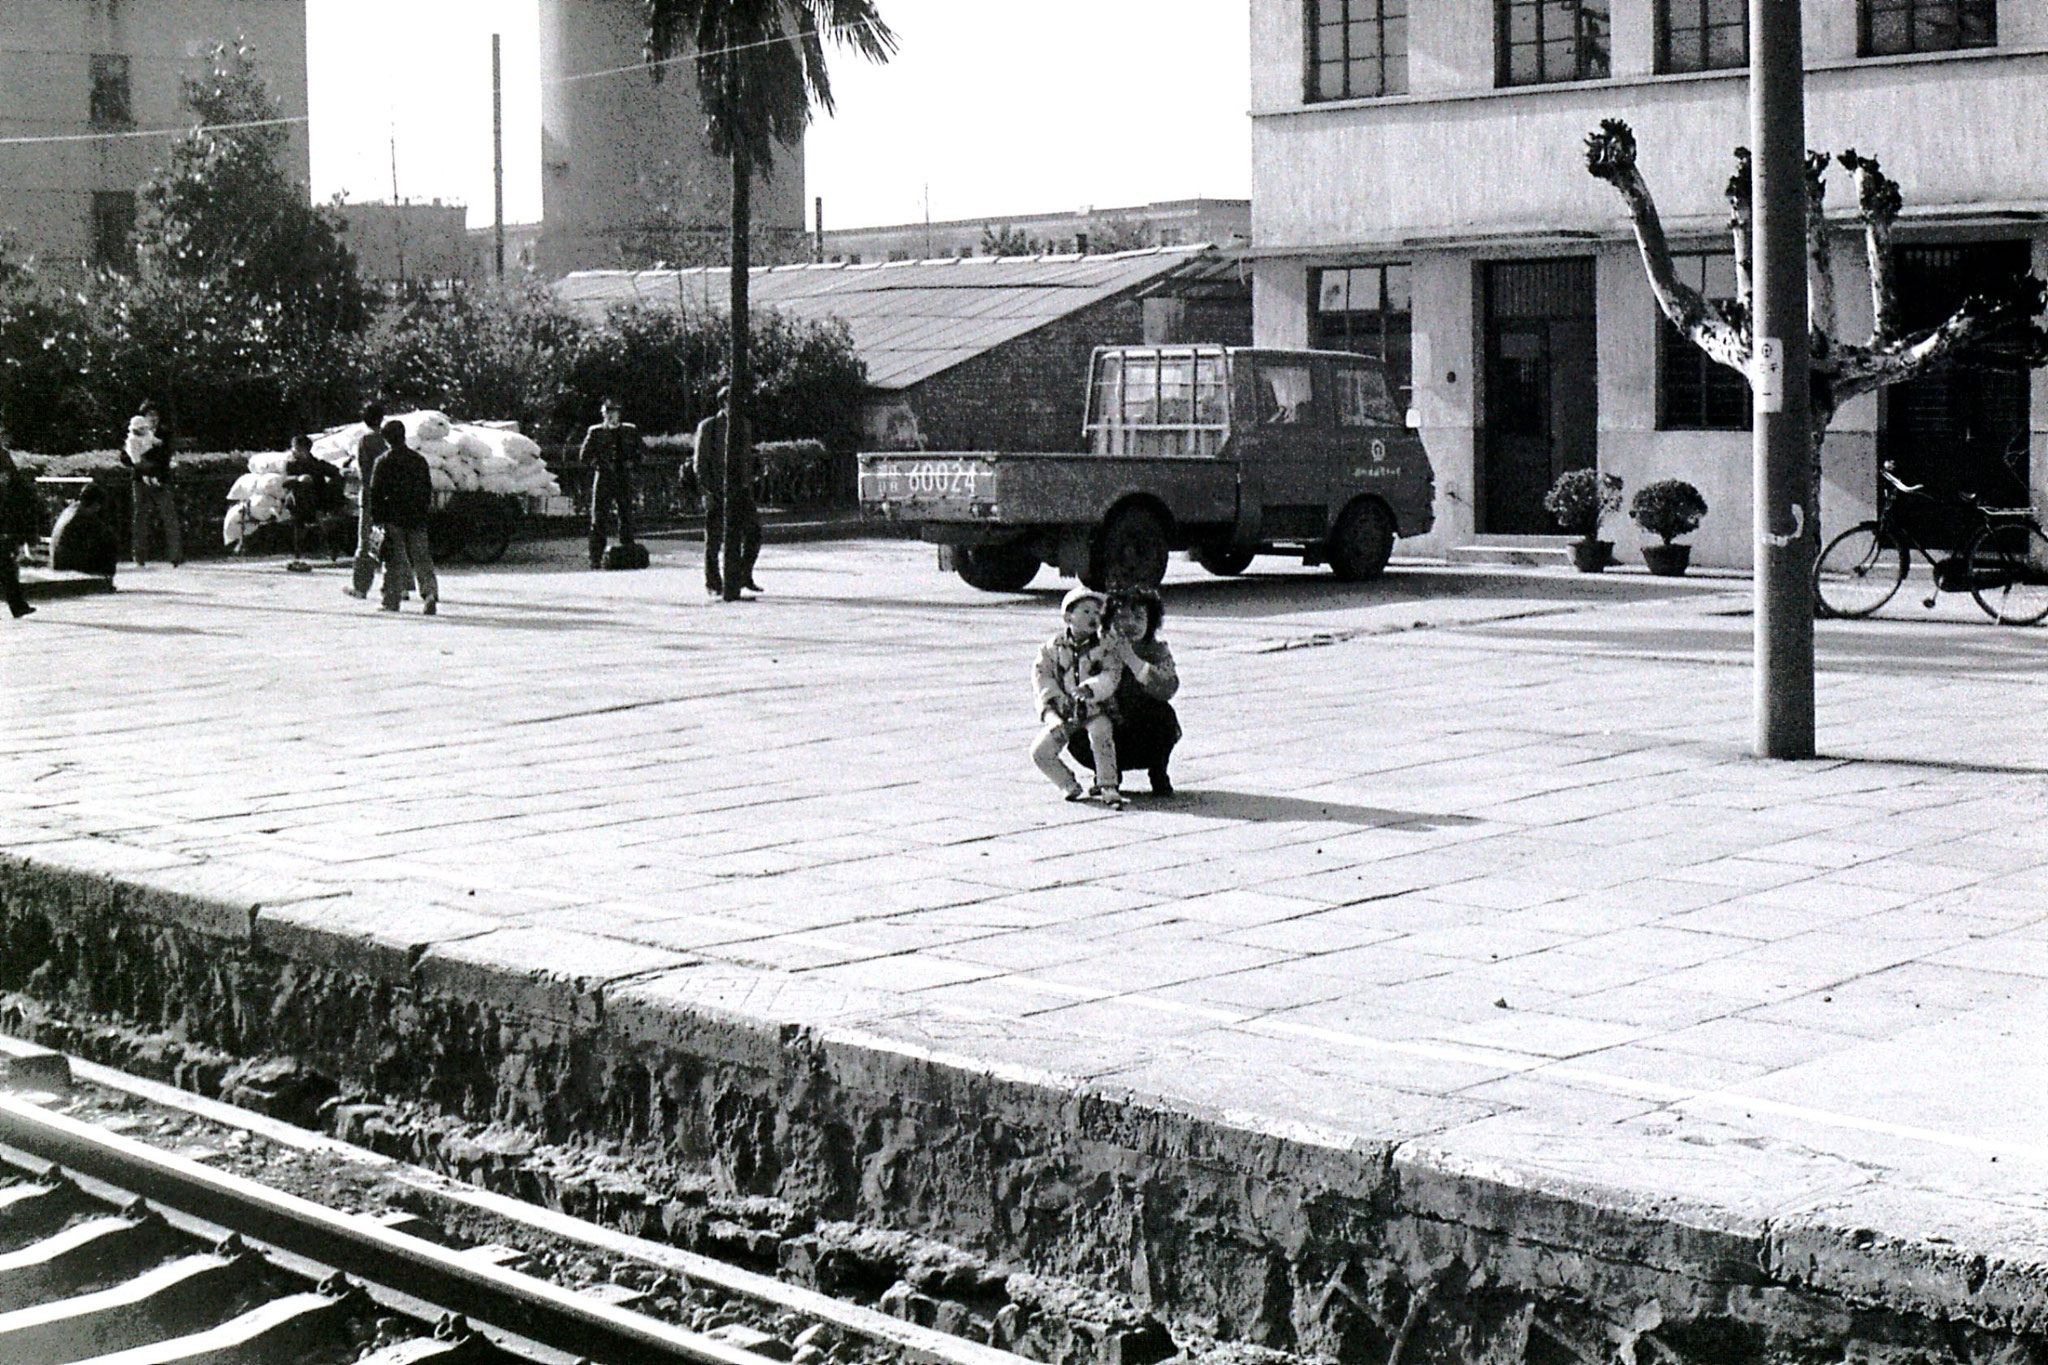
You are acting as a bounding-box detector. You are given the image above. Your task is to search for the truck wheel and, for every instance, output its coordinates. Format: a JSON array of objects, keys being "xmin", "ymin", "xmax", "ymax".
[
  {"xmin": 1328, "ymin": 501, "xmax": 1395, "ymax": 582},
  {"xmin": 956, "ymin": 544, "xmax": 1041, "ymax": 592},
  {"xmin": 1193, "ymin": 544, "xmax": 1253, "ymax": 577},
  {"xmin": 1089, "ymin": 506, "xmax": 1171, "ymax": 590}
]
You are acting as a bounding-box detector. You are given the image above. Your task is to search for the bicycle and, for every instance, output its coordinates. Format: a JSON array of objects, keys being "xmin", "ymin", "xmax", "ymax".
[{"xmin": 1814, "ymin": 461, "xmax": 2048, "ymax": 625}]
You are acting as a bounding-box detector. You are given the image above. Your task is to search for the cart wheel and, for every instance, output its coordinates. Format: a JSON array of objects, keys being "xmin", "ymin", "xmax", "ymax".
[
  {"xmin": 459, "ymin": 493, "xmax": 516, "ymax": 564},
  {"xmin": 428, "ymin": 508, "xmax": 464, "ymax": 563}
]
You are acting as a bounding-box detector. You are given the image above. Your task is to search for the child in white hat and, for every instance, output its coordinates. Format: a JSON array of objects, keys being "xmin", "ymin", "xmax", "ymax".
[{"xmin": 1029, "ymin": 586, "xmax": 1127, "ymax": 808}]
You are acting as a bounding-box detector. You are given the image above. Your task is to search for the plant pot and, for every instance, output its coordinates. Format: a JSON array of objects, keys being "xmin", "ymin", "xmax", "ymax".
[
  {"xmin": 1642, "ymin": 542, "xmax": 1692, "ymax": 577},
  {"xmin": 1570, "ymin": 539, "xmax": 1614, "ymax": 573}
]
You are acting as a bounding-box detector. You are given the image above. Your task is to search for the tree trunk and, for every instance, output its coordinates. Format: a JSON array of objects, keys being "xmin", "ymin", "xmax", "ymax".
[{"xmin": 723, "ymin": 141, "xmax": 752, "ymax": 603}]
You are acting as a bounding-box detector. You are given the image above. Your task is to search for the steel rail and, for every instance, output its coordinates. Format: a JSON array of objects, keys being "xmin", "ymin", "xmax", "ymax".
[{"xmin": 0, "ymin": 1093, "xmax": 767, "ymax": 1365}]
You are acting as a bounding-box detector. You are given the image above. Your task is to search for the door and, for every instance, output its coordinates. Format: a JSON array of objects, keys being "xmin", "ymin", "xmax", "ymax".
[
  {"xmin": 1236, "ymin": 354, "xmax": 1331, "ymax": 540},
  {"xmin": 1880, "ymin": 241, "xmax": 2032, "ymax": 549},
  {"xmin": 1482, "ymin": 259, "xmax": 1598, "ymax": 534}
]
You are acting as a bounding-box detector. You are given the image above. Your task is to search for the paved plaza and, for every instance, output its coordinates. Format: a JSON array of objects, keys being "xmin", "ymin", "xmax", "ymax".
[{"xmin": 4, "ymin": 540, "xmax": 2048, "ymax": 1294}]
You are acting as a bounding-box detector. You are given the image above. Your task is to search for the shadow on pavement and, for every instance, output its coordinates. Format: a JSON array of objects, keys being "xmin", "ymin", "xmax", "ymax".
[{"xmin": 1146, "ymin": 789, "xmax": 1483, "ymax": 828}]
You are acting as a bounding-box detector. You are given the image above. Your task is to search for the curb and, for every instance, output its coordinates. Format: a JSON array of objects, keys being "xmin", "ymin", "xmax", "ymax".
[
  {"xmin": 1, "ymin": 847, "xmax": 2042, "ymax": 1353},
  {"xmin": 20, "ymin": 569, "xmax": 117, "ymax": 601}
]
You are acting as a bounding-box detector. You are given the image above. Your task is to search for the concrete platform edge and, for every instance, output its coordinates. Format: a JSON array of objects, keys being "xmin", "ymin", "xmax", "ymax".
[{"xmin": 2, "ymin": 848, "xmax": 2042, "ymax": 1347}]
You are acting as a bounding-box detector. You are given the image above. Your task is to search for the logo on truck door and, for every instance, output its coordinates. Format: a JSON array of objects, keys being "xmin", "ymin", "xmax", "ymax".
[{"xmin": 1370, "ymin": 438, "xmax": 1387, "ymax": 463}]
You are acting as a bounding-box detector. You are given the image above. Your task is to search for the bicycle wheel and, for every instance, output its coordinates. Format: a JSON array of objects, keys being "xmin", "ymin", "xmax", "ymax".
[
  {"xmin": 1814, "ymin": 523, "xmax": 1905, "ymax": 618},
  {"xmin": 1967, "ymin": 520, "xmax": 2048, "ymax": 626}
]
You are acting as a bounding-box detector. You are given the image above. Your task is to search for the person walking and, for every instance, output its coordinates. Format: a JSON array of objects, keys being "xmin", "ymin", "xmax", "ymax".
[
  {"xmin": 0, "ymin": 440, "xmax": 39, "ymax": 619},
  {"xmin": 117, "ymin": 401, "xmax": 181, "ymax": 568},
  {"xmin": 692, "ymin": 387, "xmax": 761, "ymax": 597},
  {"xmin": 367, "ymin": 418, "xmax": 438, "ymax": 615},
  {"xmin": 345, "ymin": 402, "xmax": 389, "ymax": 599},
  {"xmin": 48, "ymin": 482, "xmax": 119, "ymax": 578},
  {"xmin": 579, "ymin": 396, "xmax": 641, "ymax": 569}
]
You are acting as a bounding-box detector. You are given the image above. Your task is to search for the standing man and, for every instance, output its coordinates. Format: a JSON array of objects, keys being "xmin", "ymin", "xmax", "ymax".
[
  {"xmin": 0, "ymin": 438, "xmax": 38, "ymax": 619},
  {"xmin": 367, "ymin": 418, "xmax": 438, "ymax": 615},
  {"xmin": 345, "ymin": 402, "xmax": 389, "ymax": 599},
  {"xmin": 579, "ymin": 396, "xmax": 641, "ymax": 569},
  {"xmin": 117, "ymin": 400, "xmax": 180, "ymax": 568},
  {"xmin": 692, "ymin": 386, "xmax": 761, "ymax": 597}
]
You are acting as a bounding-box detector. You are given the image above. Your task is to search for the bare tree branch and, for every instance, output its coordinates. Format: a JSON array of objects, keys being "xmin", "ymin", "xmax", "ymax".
[
  {"xmin": 1805, "ymin": 150, "xmax": 1836, "ymax": 339},
  {"xmin": 1724, "ymin": 148, "xmax": 1753, "ymax": 333},
  {"xmin": 1587, "ymin": 121, "xmax": 1750, "ymax": 374},
  {"xmin": 1838, "ymin": 149, "xmax": 1902, "ymax": 343}
]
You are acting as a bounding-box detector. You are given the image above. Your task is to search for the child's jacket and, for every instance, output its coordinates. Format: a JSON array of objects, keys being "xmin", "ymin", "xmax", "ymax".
[{"xmin": 1034, "ymin": 629, "xmax": 1125, "ymax": 722}]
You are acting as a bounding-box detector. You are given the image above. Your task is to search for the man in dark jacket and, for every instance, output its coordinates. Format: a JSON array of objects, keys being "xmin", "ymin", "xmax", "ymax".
[
  {"xmin": 579, "ymin": 396, "xmax": 640, "ymax": 568},
  {"xmin": 282, "ymin": 434, "xmax": 344, "ymax": 565},
  {"xmin": 692, "ymin": 387, "xmax": 761, "ymax": 597},
  {"xmin": 48, "ymin": 482, "xmax": 119, "ymax": 579},
  {"xmin": 0, "ymin": 440, "xmax": 37, "ymax": 618},
  {"xmin": 116, "ymin": 400, "xmax": 181, "ymax": 568},
  {"xmin": 367, "ymin": 418, "xmax": 438, "ymax": 614},
  {"xmin": 346, "ymin": 402, "xmax": 389, "ymax": 598}
]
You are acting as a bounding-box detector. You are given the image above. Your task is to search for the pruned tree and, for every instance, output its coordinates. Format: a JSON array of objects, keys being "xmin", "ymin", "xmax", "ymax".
[
  {"xmin": 1585, "ymin": 118, "xmax": 2048, "ymax": 520},
  {"xmin": 980, "ymin": 224, "xmax": 1041, "ymax": 257}
]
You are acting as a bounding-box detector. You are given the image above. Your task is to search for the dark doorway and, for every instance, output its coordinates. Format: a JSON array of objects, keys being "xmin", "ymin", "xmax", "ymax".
[
  {"xmin": 1483, "ymin": 259, "xmax": 1598, "ymax": 533},
  {"xmin": 1880, "ymin": 240, "xmax": 2032, "ymax": 548}
]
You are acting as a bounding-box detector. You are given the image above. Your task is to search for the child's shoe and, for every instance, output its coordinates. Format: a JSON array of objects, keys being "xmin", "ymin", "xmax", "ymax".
[
  {"xmin": 1062, "ymin": 787, "xmax": 1087, "ymax": 803},
  {"xmin": 1098, "ymin": 788, "xmax": 1129, "ymax": 810}
]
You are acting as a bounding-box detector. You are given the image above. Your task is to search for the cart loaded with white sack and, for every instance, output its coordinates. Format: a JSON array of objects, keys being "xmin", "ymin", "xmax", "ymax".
[{"xmin": 222, "ymin": 410, "xmax": 562, "ymax": 563}]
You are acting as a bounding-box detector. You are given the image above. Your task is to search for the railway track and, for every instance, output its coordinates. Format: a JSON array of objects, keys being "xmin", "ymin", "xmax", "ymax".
[{"xmin": 0, "ymin": 1038, "xmax": 1022, "ymax": 1365}]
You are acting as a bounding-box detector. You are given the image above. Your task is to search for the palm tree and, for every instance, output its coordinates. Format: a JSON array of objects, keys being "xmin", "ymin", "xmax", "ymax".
[{"xmin": 644, "ymin": 0, "xmax": 896, "ymax": 601}]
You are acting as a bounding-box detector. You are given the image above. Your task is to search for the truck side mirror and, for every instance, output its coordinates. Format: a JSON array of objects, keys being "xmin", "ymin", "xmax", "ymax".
[{"xmin": 1403, "ymin": 409, "xmax": 1421, "ymax": 430}]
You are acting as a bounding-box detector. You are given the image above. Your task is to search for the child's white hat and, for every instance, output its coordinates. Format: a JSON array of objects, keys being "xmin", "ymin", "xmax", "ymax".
[{"xmin": 1060, "ymin": 585, "xmax": 1104, "ymax": 614}]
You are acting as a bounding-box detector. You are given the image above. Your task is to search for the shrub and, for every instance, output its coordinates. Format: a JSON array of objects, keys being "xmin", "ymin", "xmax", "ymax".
[
  {"xmin": 1629, "ymin": 479, "xmax": 1709, "ymax": 544},
  {"xmin": 15, "ymin": 450, "xmax": 265, "ymax": 560},
  {"xmin": 1543, "ymin": 468, "xmax": 1623, "ymax": 540}
]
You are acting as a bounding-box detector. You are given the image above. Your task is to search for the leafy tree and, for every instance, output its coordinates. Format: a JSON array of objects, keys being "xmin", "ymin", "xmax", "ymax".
[
  {"xmin": 643, "ymin": 0, "xmax": 895, "ymax": 599},
  {"xmin": 138, "ymin": 40, "xmax": 365, "ymax": 349},
  {"xmin": 1586, "ymin": 119, "xmax": 2048, "ymax": 522},
  {"xmin": 1086, "ymin": 218, "xmax": 1155, "ymax": 254},
  {"xmin": 981, "ymin": 224, "xmax": 1041, "ymax": 257}
]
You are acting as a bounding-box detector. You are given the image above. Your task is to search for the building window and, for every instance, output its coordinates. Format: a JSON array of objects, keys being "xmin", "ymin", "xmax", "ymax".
[
  {"xmin": 1309, "ymin": 0, "xmax": 1408, "ymax": 100},
  {"xmin": 90, "ymin": 54, "xmax": 132, "ymax": 128},
  {"xmin": 1659, "ymin": 0, "xmax": 1747, "ymax": 70},
  {"xmin": 1658, "ymin": 251, "xmax": 1750, "ymax": 430},
  {"xmin": 91, "ymin": 191, "xmax": 136, "ymax": 271},
  {"xmin": 1498, "ymin": 0, "xmax": 1611, "ymax": 85},
  {"xmin": 1313, "ymin": 264, "xmax": 1413, "ymax": 398},
  {"xmin": 1860, "ymin": 0, "xmax": 1995, "ymax": 54}
]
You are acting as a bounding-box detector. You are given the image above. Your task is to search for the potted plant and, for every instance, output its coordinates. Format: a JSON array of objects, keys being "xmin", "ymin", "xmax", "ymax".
[
  {"xmin": 1629, "ymin": 479, "xmax": 1710, "ymax": 576},
  {"xmin": 1543, "ymin": 469, "xmax": 1624, "ymax": 572}
]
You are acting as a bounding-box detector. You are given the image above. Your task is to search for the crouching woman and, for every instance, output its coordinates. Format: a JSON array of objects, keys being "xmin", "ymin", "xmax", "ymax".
[{"xmin": 1073, "ymin": 586, "xmax": 1182, "ymax": 795}]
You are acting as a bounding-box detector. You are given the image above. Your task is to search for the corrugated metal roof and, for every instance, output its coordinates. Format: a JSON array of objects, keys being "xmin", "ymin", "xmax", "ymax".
[{"xmin": 552, "ymin": 246, "xmax": 1216, "ymax": 391}]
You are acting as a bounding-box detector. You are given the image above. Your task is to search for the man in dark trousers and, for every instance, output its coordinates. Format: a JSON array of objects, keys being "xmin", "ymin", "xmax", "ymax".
[
  {"xmin": 692, "ymin": 386, "xmax": 761, "ymax": 597},
  {"xmin": 49, "ymin": 482, "xmax": 119, "ymax": 578},
  {"xmin": 367, "ymin": 418, "xmax": 438, "ymax": 615},
  {"xmin": 579, "ymin": 396, "xmax": 640, "ymax": 569},
  {"xmin": 345, "ymin": 402, "xmax": 389, "ymax": 599},
  {"xmin": 283, "ymin": 433, "xmax": 345, "ymax": 565}
]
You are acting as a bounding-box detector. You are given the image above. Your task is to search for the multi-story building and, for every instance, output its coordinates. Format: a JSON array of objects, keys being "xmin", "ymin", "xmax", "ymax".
[
  {"xmin": 822, "ymin": 199, "xmax": 1252, "ymax": 264},
  {"xmin": 537, "ymin": 0, "xmax": 805, "ymax": 276},
  {"xmin": 0, "ymin": 1, "xmax": 309, "ymax": 274},
  {"xmin": 1250, "ymin": 0, "xmax": 2048, "ymax": 566}
]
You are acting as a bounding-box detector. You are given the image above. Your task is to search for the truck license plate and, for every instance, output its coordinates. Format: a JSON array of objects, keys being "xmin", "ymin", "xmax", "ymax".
[{"xmin": 869, "ymin": 460, "xmax": 990, "ymax": 500}]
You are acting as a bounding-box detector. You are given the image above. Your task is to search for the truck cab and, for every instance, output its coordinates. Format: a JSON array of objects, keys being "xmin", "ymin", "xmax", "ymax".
[{"xmin": 859, "ymin": 345, "xmax": 1435, "ymax": 591}]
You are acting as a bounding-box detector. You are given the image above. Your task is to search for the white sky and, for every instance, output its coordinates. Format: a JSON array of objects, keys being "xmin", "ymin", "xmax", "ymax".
[{"xmin": 305, "ymin": 0, "xmax": 1251, "ymax": 231}]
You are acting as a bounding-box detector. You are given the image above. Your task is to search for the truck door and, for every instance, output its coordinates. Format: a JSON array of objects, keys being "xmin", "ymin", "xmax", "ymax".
[
  {"xmin": 1329, "ymin": 357, "xmax": 1418, "ymax": 524},
  {"xmin": 1236, "ymin": 355, "xmax": 1331, "ymax": 542}
]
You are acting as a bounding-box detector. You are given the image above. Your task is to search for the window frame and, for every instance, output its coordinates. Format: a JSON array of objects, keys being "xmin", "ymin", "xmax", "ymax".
[
  {"xmin": 1310, "ymin": 263, "xmax": 1415, "ymax": 405},
  {"xmin": 1656, "ymin": 0, "xmax": 1748, "ymax": 71},
  {"xmin": 89, "ymin": 53, "xmax": 132, "ymax": 129},
  {"xmin": 1858, "ymin": 0, "xmax": 1996, "ymax": 55},
  {"xmin": 1496, "ymin": 0, "xmax": 1613, "ymax": 87},
  {"xmin": 1306, "ymin": 0, "xmax": 1409, "ymax": 102},
  {"xmin": 90, "ymin": 190, "xmax": 137, "ymax": 271},
  {"xmin": 1656, "ymin": 250, "xmax": 1751, "ymax": 432}
]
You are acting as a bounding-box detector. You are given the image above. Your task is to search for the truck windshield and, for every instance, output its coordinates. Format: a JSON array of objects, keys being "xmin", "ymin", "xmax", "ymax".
[{"xmin": 1088, "ymin": 351, "xmax": 1227, "ymax": 457}]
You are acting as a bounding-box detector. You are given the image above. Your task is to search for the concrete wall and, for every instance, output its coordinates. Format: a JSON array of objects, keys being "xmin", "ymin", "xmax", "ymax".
[
  {"xmin": 0, "ymin": 0, "xmax": 309, "ymax": 268},
  {"xmin": 335, "ymin": 201, "xmax": 470, "ymax": 285},
  {"xmin": 537, "ymin": 0, "xmax": 803, "ymax": 276},
  {"xmin": 823, "ymin": 201, "xmax": 1253, "ymax": 264}
]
